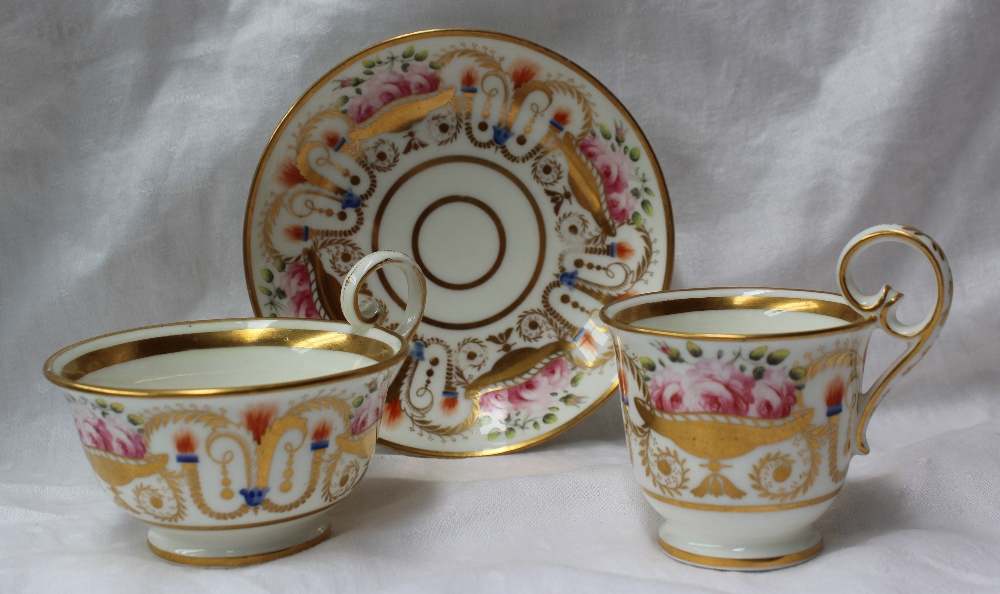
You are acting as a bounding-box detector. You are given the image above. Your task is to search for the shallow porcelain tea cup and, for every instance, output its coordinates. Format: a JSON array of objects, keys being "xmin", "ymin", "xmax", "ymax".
[
  {"xmin": 600, "ymin": 225, "xmax": 951, "ymax": 570},
  {"xmin": 43, "ymin": 251, "xmax": 425, "ymax": 566}
]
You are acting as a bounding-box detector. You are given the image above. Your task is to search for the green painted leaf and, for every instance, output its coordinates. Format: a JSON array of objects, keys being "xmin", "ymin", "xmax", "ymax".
[
  {"xmin": 352, "ymin": 396, "xmax": 364, "ymax": 408},
  {"xmin": 549, "ymin": 406, "xmax": 559, "ymax": 412},
  {"xmin": 533, "ymin": 421, "xmax": 540, "ymax": 430},
  {"xmin": 362, "ymin": 59, "xmax": 375, "ymax": 68},
  {"xmin": 570, "ymin": 372, "xmax": 585, "ymax": 387},
  {"xmin": 717, "ymin": 349, "xmax": 724, "ymax": 359},
  {"xmin": 127, "ymin": 414, "xmax": 144, "ymax": 426},
  {"xmin": 629, "ymin": 147, "xmax": 641, "ymax": 161},
  {"xmin": 268, "ymin": 313, "xmax": 277, "ymax": 318},
  {"xmin": 363, "ymin": 69, "xmax": 374, "ymax": 75},
  {"xmin": 599, "ymin": 124, "xmax": 612, "ymax": 140},
  {"xmin": 355, "ymin": 87, "xmax": 363, "ymax": 95},
  {"xmin": 666, "ymin": 347, "xmax": 682, "ymax": 363},
  {"xmin": 488, "ymin": 428, "xmax": 501, "ymax": 441},
  {"xmin": 275, "ymin": 288, "xmax": 287, "ymax": 299},
  {"xmin": 749, "ymin": 346, "xmax": 768, "ymax": 361},
  {"xmin": 767, "ymin": 349, "xmax": 790, "ymax": 365},
  {"xmin": 414, "ymin": 50, "xmax": 428, "ymax": 61},
  {"xmin": 110, "ymin": 402, "xmax": 124, "ymax": 413},
  {"xmin": 639, "ymin": 357, "xmax": 657, "ymax": 371},
  {"xmin": 402, "ymin": 46, "xmax": 415, "ymax": 58},
  {"xmin": 753, "ymin": 366, "xmax": 765, "ymax": 380},
  {"xmin": 260, "ymin": 268, "xmax": 274, "ymax": 283},
  {"xmin": 274, "ymin": 258, "xmax": 286, "ymax": 273},
  {"xmin": 642, "ymin": 199, "xmax": 653, "ymax": 216},
  {"xmin": 505, "ymin": 427, "xmax": 516, "ymax": 439},
  {"xmin": 477, "ymin": 416, "xmax": 492, "ymax": 425},
  {"xmin": 631, "ymin": 211, "xmax": 643, "ymax": 226},
  {"xmin": 686, "ymin": 341, "xmax": 703, "ymax": 358},
  {"xmin": 259, "ymin": 286, "xmax": 272, "ymax": 296},
  {"xmin": 789, "ymin": 367, "xmax": 806, "ymax": 381},
  {"xmin": 630, "ymin": 187, "xmax": 640, "ymax": 198},
  {"xmin": 543, "ymin": 413, "xmax": 558, "ymax": 424},
  {"xmin": 400, "ymin": 61, "xmax": 409, "ymax": 72},
  {"xmin": 429, "ymin": 61, "xmax": 442, "ymax": 69},
  {"xmin": 643, "ymin": 187, "xmax": 655, "ymax": 197},
  {"xmin": 795, "ymin": 383, "xmax": 806, "ymax": 391},
  {"xmin": 335, "ymin": 95, "xmax": 349, "ymax": 108}
]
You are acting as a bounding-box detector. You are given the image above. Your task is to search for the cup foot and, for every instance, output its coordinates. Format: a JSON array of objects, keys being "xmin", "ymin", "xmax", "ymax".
[
  {"xmin": 145, "ymin": 510, "xmax": 333, "ymax": 567},
  {"xmin": 658, "ymin": 536, "xmax": 822, "ymax": 571}
]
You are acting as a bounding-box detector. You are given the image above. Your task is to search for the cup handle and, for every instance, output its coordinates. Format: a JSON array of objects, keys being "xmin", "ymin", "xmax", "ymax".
[
  {"xmin": 836, "ymin": 224, "xmax": 953, "ymax": 454},
  {"xmin": 341, "ymin": 251, "xmax": 426, "ymax": 342}
]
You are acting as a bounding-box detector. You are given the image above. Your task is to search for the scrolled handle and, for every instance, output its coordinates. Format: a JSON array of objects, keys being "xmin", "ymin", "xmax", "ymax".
[
  {"xmin": 837, "ymin": 224, "xmax": 952, "ymax": 454},
  {"xmin": 341, "ymin": 251, "xmax": 426, "ymax": 342}
]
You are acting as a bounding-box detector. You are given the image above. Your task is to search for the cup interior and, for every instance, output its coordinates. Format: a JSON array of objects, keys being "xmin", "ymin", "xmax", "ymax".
[
  {"xmin": 45, "ymin": 319, "xmax": 406, "ymax": 396},
  {"xmin": 602, "ymin": 289, "xmax": 870, "ymax": 338}
]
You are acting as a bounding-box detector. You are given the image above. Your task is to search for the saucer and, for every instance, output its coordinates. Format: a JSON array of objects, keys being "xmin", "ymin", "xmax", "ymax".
[{"xmin": 244, "ymin": 29, "xmax": 674, "ymax": 456}]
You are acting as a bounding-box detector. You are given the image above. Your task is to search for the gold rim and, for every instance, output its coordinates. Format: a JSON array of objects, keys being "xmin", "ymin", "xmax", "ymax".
[
  {"xmin": 641, "ymin": 485, "xmax": 840, "ymax": 512},
  {"xmin": 601, "ymin": 287, "xmax": 875, "ymax": 341},
  {"xmin": 147, "ymin": 524, "xmax": 330, "ymax": 567},
  {"xmin": 659, "ymin": 537, "xmax": 822, "ymax": 570},
  {"xmin": 43, "ymin": 318, "xmax": 407, "ymax": 398},
  {"xmin": 242, "ymin": 28, "xmax": 674, "ymax": 457}
]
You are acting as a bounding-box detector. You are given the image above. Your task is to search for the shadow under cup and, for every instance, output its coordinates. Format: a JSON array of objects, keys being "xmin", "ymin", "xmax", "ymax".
[
  {"xmin": 43, "ymin": 318, "xmax": 406, "ymax": 567},
  {"xmin": 601, "ymin": 288, "xmax": 879, "ymax": 570}
]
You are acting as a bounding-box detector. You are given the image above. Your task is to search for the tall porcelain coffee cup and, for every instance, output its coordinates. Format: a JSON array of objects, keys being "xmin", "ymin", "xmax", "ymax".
[{"xmin": 600, "ymin": 225, "xmax": 951, "ymax": 570}]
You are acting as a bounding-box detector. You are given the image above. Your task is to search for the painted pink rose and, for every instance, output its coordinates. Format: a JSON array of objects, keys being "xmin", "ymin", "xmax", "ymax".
[
  {"xmin": 751, "ymin": 368, "xmax": 798, "ymax": 419},
  {"xmin": 279, "ymin": 263, "xmax": 320, "ymax": 319},
  {"xmin": 480, "ymin": 358, "xmax": 572, "ymax": 416},
  {"xmin": 684, "ymin": 359, "xmax": 756, "ymax": 416},
  {"xmin": 648, "ymin": 366, "xmax": 689, "ymax": 413},
  {"xmin": 74, "ymin": 406, "xmax": 146, "ymax": 459},
  {"xmin": 347, "ymin": 64, "xmax": 440, "ymax": 123},
  {"xmin": 579, "ymin": 136, "xmax": 636, "ymax": 223},
  {"xmin": 351, "ymin": 382, "xmax": 387, "ymax": 434}
]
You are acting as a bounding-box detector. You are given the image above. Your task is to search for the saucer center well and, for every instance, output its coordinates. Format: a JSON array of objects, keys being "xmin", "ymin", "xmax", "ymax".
[
  {"xmin": 372, "ymin": 155, "xmax": 545, "ymax": 330},
  {"xmin": 412, "ymin": 196, "xmax": 505, "ymax": 290}
]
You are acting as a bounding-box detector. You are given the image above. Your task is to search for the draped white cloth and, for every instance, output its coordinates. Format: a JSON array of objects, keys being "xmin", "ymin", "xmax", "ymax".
[{"xmin": 2, "ymin": 1, "xmax": 998, "ymax": 591}]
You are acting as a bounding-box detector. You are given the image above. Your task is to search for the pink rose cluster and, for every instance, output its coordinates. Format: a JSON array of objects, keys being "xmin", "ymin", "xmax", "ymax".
[
  {"xmin": 480, "ymin": 358, "xmax": 572, "ymax": 417},
  {"xmin": 74, "ymin": 406, "xmax": 146, "ymax": 459},
  {"xmin": 649, "ymin": 359, "xmax": 797, "ymax": 419},
  {"xmin": 351, "ymin": 382, "xmax": 388, "ymax": 435},
  {"xmin": 579, "ymin": 136, "xmax": 638, "ymax": 224},
  {"xmin": 278, "ymin": 262, "xmax": 321, "ymax": 319},
  {"xmin": 347, "ymin": 64, "xmax": 441, "ymax": 123}
]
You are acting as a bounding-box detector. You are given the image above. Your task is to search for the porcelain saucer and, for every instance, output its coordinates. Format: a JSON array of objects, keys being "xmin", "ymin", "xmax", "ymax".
[{"xmin": 244, "ymin": 29, "xmax": 674, "ymax": 456}]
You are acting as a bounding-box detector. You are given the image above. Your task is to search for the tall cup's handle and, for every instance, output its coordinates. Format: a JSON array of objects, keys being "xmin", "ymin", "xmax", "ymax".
[
  {"xmin": 837, "ymin": 224, "xmax": 952, "ymax": 454},
  {"xmin": 341, "ymin": 251, "xmax": 426, "ymax": 342}
]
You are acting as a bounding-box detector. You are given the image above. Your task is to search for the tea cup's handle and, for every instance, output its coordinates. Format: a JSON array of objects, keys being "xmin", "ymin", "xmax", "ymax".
[
  {"xmin": 341, "ymin": 251, "xmax": 426, "ymax": 342},
  {"xmin": 837, "ymin": 224, "xmax": 952, "ymax": 454}
]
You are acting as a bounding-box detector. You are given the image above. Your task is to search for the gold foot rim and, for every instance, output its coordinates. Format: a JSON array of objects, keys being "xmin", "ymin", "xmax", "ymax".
[
  {"xmin": 658, "ymin": 537, "xmax": 822, "ymax": 571},
  {"xmin": 148, "ymin": 524, "xmax": 331, "ymax": 567}
]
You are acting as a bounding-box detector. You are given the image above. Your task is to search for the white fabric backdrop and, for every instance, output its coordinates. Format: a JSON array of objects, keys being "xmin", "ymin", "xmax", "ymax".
[{"xmin": 2, "ymin": 1, "xmax": 998, "ymax": 591}]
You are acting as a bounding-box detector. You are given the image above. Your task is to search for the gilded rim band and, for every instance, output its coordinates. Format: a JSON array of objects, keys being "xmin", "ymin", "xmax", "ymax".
[
  {"xmin": 147, "ymin": 525, "xmax": 331, "ymax": 567},
  {"xmin": 659, "ymin": 538, "xmax": 822, "ymax": 570},
  {"xmin": 43, "ymin": 318, "xmax": 407, "ymax": 398},
  {"xmin": 601, "ymin": 287, "xmax": 876, "ymax": 341}
]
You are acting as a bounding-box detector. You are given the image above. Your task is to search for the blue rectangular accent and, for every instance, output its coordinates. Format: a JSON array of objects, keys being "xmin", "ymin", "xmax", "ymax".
[
  {"xmin": 333, "ymin": 137, "xmax": 346, "ymax": 152},
  {"xmin": 609, "ymin": 242, "xmax": 617, "ymax": 258},
  {"xmin": 574, "ymin": 327, "xmax": 586, "ymax": 342},
  {"xmin": 310, "ymin": 440, "xmax": 330, "ymax": 451},
  {"xmin": 176, "ymin": 454, "xmax": 199, "ymax": 463},
  {"xmin": 826, "ymin": 405, "xmax": 843, "ymax": 417},
  {"xmin": 549, "ymin": 119, "xmax": 565, "ymax": 131},
  {"xmin": 302, "ymin": 225, "xmax": 309, "ymax": 241},
  {"xmin": 461, "ymin": 86, "xmax": 478, "ymax": 93},
  {"xmin": 442, "ymin": 391, "xmax": 459, "ymax": 398}
]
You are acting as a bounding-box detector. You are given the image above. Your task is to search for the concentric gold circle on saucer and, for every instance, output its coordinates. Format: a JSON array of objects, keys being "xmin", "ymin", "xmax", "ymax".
[{"xmin": 244, "ymin": 29, "xmax": 674, "ymax": 457}]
